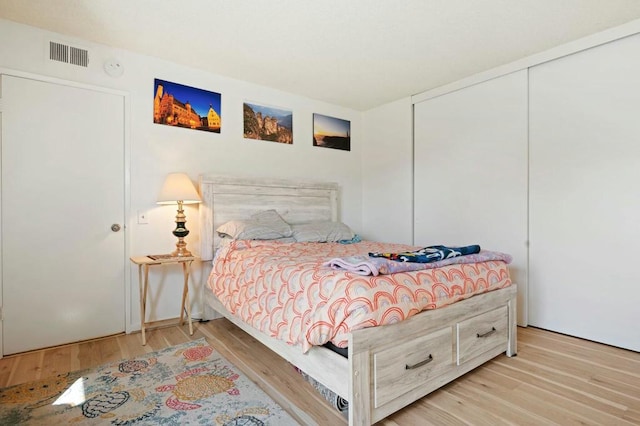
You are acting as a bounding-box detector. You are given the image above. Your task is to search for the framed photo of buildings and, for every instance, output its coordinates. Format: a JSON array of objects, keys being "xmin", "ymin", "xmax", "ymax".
[{"xmin": 153, "ymin": 79, "xmax": 221, "ymax": 133}]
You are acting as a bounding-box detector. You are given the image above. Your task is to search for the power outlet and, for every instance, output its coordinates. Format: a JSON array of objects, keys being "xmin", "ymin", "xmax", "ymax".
[{"xmin": 137, "ymin": 210, "xmax": 149, "ymax": 224}]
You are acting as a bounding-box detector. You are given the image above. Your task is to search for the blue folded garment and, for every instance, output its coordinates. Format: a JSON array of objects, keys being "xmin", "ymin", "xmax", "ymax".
[
  {"xmin": 369, "ymin": 244, "xmax": 481, "ymax": 263},
  {"xmin": 338, "ymin": 234, "xmax": 362, "ymax": 244}
]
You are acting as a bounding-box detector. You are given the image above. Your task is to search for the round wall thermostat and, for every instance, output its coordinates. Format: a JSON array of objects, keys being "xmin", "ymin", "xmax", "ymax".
[{"xmin": 104, "ymin": 58, "xmax": 124, "ymax": 77}]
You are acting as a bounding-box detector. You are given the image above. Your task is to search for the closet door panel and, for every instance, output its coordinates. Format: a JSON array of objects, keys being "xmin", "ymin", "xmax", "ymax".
[
  {"xmin": 529, "ymin": 34, "xmax": 640, "ymax": 351},
  {"xmin": 414, "ymin": 70, "xmax": 528, "ymax": 326},
  {"xmin": 1, "ymin": 75, "xmax": 126, "ymax": 354}
]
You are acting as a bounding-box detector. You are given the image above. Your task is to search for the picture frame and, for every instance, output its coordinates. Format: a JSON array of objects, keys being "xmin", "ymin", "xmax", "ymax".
[
  {"xmin": 313, "ymin": 113, "xmax": 350, "ymax": 151},
  {"xmin": 153, "ymin": 79, "xmax": 222, "ymax": 133},
  {"xmin": 243, "ymin": 101, "xmax": 293, "ymax": 144}
]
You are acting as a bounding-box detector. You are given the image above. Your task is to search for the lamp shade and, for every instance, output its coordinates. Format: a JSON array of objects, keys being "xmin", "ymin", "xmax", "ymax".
[{"xmin": 157, "ymin": 173, "xmax": 201, "ymax": 205}]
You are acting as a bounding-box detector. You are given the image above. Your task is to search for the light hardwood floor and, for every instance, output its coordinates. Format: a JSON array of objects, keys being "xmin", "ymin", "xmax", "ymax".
[{"xmin": 0, "ymin": 322, "xmax": 638, "ymax": 425}]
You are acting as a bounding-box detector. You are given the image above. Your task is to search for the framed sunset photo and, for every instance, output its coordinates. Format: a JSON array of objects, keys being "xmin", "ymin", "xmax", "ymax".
[{"xmin": 313, "ymin": 113, "xmax": 350, "ymax": 151}]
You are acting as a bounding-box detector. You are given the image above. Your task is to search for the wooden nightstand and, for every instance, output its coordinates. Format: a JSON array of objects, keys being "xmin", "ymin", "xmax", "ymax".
[{"xmin": 130, "ymin": 255, "xmax": 196, "ymax": 345}]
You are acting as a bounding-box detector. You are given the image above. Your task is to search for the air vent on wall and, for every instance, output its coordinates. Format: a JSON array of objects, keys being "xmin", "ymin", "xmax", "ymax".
[{"xmin": 49, "ymin": 41, "xmax": 89, "ymax": 67}]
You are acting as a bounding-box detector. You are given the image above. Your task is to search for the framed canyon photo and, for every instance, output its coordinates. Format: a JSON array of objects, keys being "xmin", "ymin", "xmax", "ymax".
[
  {"xmin": 313, "ymin": 113, "xmax": 350, "ymax": 151},
  {"xmin": 153, "ymin": 79, "xmax": 221, "ymax": 133},
  {"xmin": 243, "ymin": 101, "xmax": 293, "ymax": 144}
]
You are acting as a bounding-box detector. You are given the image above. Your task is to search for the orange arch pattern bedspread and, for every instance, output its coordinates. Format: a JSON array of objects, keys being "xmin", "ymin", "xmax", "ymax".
[{"xmin": 207, "ymin": 240, "xmax": 512, "ymax": 352}]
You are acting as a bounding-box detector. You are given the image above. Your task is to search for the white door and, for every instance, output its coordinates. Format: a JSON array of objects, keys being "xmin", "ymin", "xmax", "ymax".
[
  {"xmin": 1, "ymin": 75, "xmax": 126, "ymax": 355},
  {"xmin": 529, "ymin": 34, "xmax": 640, "ymax": 351},
  {"xmin": 413, "ymin": 70, "xmax": 529, "ymax": 326}
]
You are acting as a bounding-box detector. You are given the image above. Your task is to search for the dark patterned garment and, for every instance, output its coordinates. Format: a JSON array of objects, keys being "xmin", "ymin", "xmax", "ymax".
[{"xmin": 369, "ymin": 244, "xmax": 481, "ymax": 263}]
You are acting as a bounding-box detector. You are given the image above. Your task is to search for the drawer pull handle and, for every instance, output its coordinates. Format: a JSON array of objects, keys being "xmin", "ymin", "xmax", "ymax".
[
  {"xmin": 477, "ymin": 327, "xmax": 497, "ymax": 338},
  {"xmin": 405, "ymin": 354, "xmax": 433, "ymax": 370}
]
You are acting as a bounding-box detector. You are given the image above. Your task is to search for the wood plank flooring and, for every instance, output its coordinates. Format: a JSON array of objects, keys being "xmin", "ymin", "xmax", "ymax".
[{"xmin": 1, "ymin": 322, "xmax": 638, "ymax": 425}]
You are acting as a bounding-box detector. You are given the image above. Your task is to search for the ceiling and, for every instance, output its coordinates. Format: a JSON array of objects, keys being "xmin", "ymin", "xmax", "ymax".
[{"xmin": 2, "ymin": 0, "xmax": 640, "ymax": 111}]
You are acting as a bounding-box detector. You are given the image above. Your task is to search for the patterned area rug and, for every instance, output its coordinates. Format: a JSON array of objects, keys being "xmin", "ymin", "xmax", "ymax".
[{"xmin": 0, "ymin": 338, "xmax": 298, "ymax": 425}]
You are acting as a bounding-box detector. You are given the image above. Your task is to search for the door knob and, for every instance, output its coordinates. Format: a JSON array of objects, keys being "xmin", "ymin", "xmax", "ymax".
[{"xmin": 111, "ymin": 224, "xmax": 121, "ymax": 232}]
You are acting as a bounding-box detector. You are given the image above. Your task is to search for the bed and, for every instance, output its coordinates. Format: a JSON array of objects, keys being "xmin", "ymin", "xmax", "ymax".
[{"xmin": 199, "ymin": 175, "xmax": 517, "ymax": 425}]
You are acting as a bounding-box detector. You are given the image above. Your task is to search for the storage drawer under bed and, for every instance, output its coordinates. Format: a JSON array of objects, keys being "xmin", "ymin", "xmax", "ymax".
[
  {"xmin": 372, "ymin": 326, "xmax": 453, "ymax": 408},
  {"xmin": 456, "ymin": 306, "xmax": 508, "ymax": 365}
]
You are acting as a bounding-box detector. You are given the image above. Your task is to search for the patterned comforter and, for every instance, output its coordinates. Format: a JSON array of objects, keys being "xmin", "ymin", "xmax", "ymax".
[{"xmin": 207, "ymin": 240, "xmax": 512, "ymax": 352}]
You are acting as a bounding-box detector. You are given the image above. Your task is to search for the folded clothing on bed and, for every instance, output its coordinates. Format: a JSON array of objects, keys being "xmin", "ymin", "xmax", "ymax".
[
  {"xmin": 323, "ymin": 255, "xmax": 379, "ymax": 275},
  {"xmin": 369, "ymin": 244, "xmax": 481, "ymax": 263},
  {"xmin": 325, "ymin": 248, "xmax": 511, "ymax": 276}
]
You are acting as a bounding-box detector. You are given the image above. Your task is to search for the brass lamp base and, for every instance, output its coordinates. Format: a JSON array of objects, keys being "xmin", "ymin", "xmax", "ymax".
[
  {"xmin": 171, "ymin": 201, "xmax": 192, "ymax": 257},
  {"xmin": 172, "ymin": 237, "xmax": 192, "ymax": 257}
]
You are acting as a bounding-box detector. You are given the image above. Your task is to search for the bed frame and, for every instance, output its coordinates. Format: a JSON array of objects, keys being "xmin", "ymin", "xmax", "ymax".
[{"xmin": 199, "ymin": 175, "xmax": 517, "ymax": 425}]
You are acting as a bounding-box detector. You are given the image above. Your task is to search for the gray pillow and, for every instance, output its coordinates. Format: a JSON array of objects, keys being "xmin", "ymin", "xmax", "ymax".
[
  {"xmin": 216, "ymin": 220, "xmax": 283, "ymax": 240},
  {"xmin": 292, "ymin": 221, "xmax": 355, "ymax": 243},
  {"xmin": 250, "ymin": 210, "xmax": 293, "ymax": 237},
  {"xmin": 216, "ymin": 210, "xmax": 293, "ymax": 240}
]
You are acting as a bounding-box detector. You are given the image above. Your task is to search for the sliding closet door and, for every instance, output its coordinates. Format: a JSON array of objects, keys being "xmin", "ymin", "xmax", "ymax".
[
  {"xmin": 413, "ymin": 70, "xmax": 528, "ymax": 325},
  {"xmin": 529, "ymin": 34, "xmax": 640, "ymax": 351}
]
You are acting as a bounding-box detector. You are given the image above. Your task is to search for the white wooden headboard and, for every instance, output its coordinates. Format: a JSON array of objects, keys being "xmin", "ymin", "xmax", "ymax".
[{"xmin": 198, "ymin": 175, "xmax": 340, "ymax": 261}]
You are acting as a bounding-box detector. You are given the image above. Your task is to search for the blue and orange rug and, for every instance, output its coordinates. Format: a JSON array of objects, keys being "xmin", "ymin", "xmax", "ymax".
[{"xmin": 0, "ymin": 338, "xmax": 298, "ymax": 425}]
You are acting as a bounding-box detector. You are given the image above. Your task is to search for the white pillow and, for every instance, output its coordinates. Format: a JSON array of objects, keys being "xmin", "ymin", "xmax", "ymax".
[{"xmin": 291, "ymin": 221, "xmax": 355, "ymax": 243}]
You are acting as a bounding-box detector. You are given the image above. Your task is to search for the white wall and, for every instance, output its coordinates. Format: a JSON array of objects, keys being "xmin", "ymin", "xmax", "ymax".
[
  {"xmin": 361, "ymin": 97, "xmax": 413, "ymax": 244},
  {"xmin": 0, "ymin": 19, "xmax": 364, "ymax": 329}
]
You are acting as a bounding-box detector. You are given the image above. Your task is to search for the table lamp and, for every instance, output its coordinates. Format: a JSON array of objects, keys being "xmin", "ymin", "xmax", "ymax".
[{"xmin": 157, "ymin": 173, "xmax": 201, "ymax": 256}]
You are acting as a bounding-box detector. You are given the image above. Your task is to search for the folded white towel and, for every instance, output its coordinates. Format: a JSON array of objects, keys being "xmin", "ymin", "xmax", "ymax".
[{"xmin": 323, "ymin": 255, "xmax": 379, "ymax": 276}]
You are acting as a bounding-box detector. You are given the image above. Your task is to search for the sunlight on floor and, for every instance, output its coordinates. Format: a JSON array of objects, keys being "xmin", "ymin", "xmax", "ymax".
[{"xmin": 53, "ymin": 378, "xmax": 86, "ymax": 406}]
